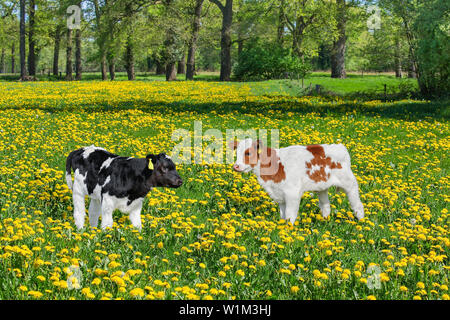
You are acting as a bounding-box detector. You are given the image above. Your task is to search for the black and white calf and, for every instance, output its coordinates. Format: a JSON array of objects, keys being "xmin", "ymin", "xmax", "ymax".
[{"xmin": 65, "ymin": 145, "xmax": 182, "ymax": 230}]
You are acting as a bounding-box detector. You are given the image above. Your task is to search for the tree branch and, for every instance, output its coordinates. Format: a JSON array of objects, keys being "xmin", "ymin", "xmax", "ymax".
[{"xmin": 209, "ymin": 0, "xmax": 224, "ymax": 13}]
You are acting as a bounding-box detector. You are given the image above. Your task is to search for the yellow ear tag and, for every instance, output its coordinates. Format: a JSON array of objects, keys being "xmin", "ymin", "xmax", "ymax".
[{"xmin": 148, "ymin": 161, "xmax": 154, "ymax": 170}]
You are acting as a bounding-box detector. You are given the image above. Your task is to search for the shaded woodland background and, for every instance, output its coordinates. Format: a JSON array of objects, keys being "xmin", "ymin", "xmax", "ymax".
[{"xmin": 0, "ymin": 0, "xmax": 448, "ymax": 97}]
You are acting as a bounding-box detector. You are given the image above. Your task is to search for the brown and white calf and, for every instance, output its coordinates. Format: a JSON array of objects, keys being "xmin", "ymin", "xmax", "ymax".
[{"xmin": 231, "ymin": 139, "xmax": 364, "ymax": 224}]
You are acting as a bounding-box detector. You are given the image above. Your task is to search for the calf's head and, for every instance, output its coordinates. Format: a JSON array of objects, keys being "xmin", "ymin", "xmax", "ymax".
[
  {"xmin": 230, "ymin": 139, "xmax": 285, "ymax": 182},
  {"xmin": 231, "ymin": 138, "xmax": 261, "ymax": 173},
  {"xmin": 147, "ymin": 153, "xmax": 183, "ymax": 188}
]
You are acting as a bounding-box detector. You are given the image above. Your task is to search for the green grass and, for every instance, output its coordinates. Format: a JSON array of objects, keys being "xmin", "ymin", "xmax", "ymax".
[{"xmin": 0, "ymin": 71, "xmax": 419, "ymax": 97}]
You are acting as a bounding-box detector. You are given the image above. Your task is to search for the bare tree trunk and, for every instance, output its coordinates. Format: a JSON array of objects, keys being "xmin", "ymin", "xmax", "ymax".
[
  {"xmin": 166, "ymin": 61, "xmax": 177, "ymax": 81},
  {"xmin": 108, "ymin": 59, "xmax": 115, "ymax": 80},
  {"xmin": 11, "ymin": 43, "xmax": 15, "ymax": 74},
  {"xmin": 124, "ymin": 35, "xmax": 135, "ymax": 80},
  {"xmin": 186, "ymin": 0, "xmax": 204, "ymax": 80},
  {"xmin": 28, "ymin": 0, "xmax": 36, "ymax": 76},
  {"xmin": 331, "ymin": 0, "xmax": 346, "ymax": 79},
  {"xmin": 123, "ymin": 3, "xmax": 135, "ymax": 81},
  {"xmin": 156, "ymin": 59, "xmax": 165, "ymax": 75},
  {"xmin": 277, "ymin": 0, "xmax": 285, "ymax": 45},
  {"xmin": 100, "ymin": 49, "xmax": 108, "ymax": 80},
  {"xmin": 177, "ymin": 52, "xmax": 186, "ymax": 74},
  {"xmin": 75, "ymin": 29, "xmax": 82, "ymax": 80},
  {"xmin": 19, "ymin": 0, "xmax": 27, "ymax": 80},
  {"xmin": 210, "ymin": 0, "xmax": 233, "ymax": 81},
  {"xmin": 66, "ymin": 29, "xmax": 73, "ymax": 81},
  {"xmin": 407, "ymin": 51, "xmax": 416, "ymax": 78},
  {"xmin": 53, "ymin": 25, "xmax": 62, "ymax": 76},
  {"xmin": 394, "ymin": 37, "xmax": 402, "ymax": 78},
  {"xmin": 0, "ymin": 48, "xmax": 5, "ymax": 73}
]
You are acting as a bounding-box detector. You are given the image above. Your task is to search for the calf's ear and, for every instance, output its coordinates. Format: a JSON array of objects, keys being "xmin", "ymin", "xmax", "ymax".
[{"xmin": 146, "ymin": 154, "xmax": 157, "ymax": 164}]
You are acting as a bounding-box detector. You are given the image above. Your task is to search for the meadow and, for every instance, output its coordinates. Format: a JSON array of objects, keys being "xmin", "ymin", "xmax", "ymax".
[{"xmin": 0, "ymin": 79, "xmax": 448, "ymax": 300}]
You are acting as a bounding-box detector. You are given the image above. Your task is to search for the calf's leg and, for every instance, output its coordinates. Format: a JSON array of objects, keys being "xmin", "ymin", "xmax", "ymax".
[
  {"xmin": 318, "ymin": 190, "xmax": 331, "ymax": 218},
  {"xmin": 129, "ymin": 202, "xmax": 143, "ymax": 231},
  {"xmin": 72, "ymin": 182, "xmax": 86, "ymax": 230},
  {"xmin": 284, "ymin": 193, "xmax": 303, "ymax": 225},
  {"xmin": 88, "ymin": 199, "xmax": 101, "ymax": 228},
  {"xmin": 100, "ymin": 197, "xmax": 115, "ymax": 230},
  {"xmin": 342, "ymin": 174, "xmax": 364, "ymax": 220},
  {"xmin": 279, "ymin": 202, "xmax": 286, "ymax": 220}
]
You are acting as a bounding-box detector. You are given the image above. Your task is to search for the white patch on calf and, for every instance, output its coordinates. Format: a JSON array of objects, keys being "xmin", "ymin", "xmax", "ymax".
[
  {"xmin": 82, "ymin": 145, "xmax": 105, "ymax": 159},
  {"xmin": 100, "ymin": 157, "xmax": 115, "ymax": 170}
]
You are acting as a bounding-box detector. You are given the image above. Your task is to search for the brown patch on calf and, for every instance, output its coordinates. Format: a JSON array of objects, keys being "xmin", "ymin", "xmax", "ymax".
[
  {"xmin": 260, "ymin": 147, "xmax": 286, "ymax": 183},
  {"xmin": 305, "ymin": 145, "xmax": 342, "ymax": 183},
  {"xmin": 243, "ymin": 141, "xmax": 286, "ymax": 183},
  {"xmin": 243, "ymin": 141, "xmax": 259, "ymax": 168}
]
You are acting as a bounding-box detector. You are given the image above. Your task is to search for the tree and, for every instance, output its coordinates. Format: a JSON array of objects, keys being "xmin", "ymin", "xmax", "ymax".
[
  {"xmin": 186, "ymin": 0, "xmax": 204, "ymax": 80},
  {"xmin": 281, "ymin": 0, "xmax": 334, "ymax": 59},
  {"xmin": 28, "ymin": 0, "xmax": 37, "ymax": 76},
  {"xmin": 379, "ymin": 0, "xmax": 449, "ymax": 97},
  {"xmin": 123, "ymin": 1, "xmax": 136, "ymax": 80},
  {"xmin": 277, "ymin": 0, "xmax": 286, "ymax": 45},
  {"xmin": 0, "ymin": 0, "xmax": 16, "ymax": 73},
  {"xmin": 330, "ymin": 0, "xmax": 346, "ymax": 78},
  {"xmin": 53, "ymin": 24, "xmax": 63, "ymax": 76},
  {"xmin": 91, "ymin": 0, "xmax": 109, "ymax": 80},
  {"xmin": 75, "ymin": 1, "xmax": 82, "ymax": 80},
  {"xmin": 209, "ymin": 0, "xmax": 233, "ymax": 81},
  {"xmin": 66, "ymin": 28, "xmax": 73, "ymax": 80},
  {"xmin": 19, "ymin": 0, "xmax": 27, "ymax": 80}
]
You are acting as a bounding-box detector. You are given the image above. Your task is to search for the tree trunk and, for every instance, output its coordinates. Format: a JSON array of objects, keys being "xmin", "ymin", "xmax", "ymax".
[
  {"xmin": 123, "ymin": 3, "xmax": 135, "ymax": 81},
  {"xmin": 186, "ymin": 0, "xmax": 204, "ymax": 80},
  {"xmin": 100, "ymin": 50, "xmax": 108, "ymax": 80},
  {"xmin": 291, "ymin": 17, "xmax": 305, "ymax": 58},
  {"xmin": 277, "ymin": 0, "xmax": 285, "ymax": 45},
  {"xmin": 124, "ymin": 35, "xmax": 135, "ymax": 80},
  {"xmin": 156, "ymin": 59, "xmax": 165, "ymax": 75},
  {"xmin": 53, "ymin": 25, "xmax": 62, "ymax": 76},
  {"xmin": 75, "ymin": 29, "xmax": 82, "ymax": 80},
  {"xmin": 407, "ymin": 51, "xmax": 416, "ymax": 79},
  {"xmin": 215, "ymin": 0, "xmax": 233, "ymax": 81},
  {"xmin": 28, "ymin": 0, "xmax": 36, "ymax": 76},
  {"xmin": 394, "ymin": 37, "xmax": 402, "ymax": 78},
  {"xmin": 177, "ymin": 52, "xmax": 186, "ymax": 74},
  {"xmin": 0, "ymin": 48, "xmax": 5, "ymax": 73},
  {"xmin": 331, "ymin": 0, "xmax": 346, "ymax": 79},
  {"xmin": 11, "ymin": 42, "xmax": 15, "ymax": 74},
  {"xmin": 19, "ymin": 0, "xmax": 27, "ymax": 80},
  {"xmin": 108, "ymin": 60, "xmax": 115, "ymax": 81},
  {"xmin": 166, "ymin": 61, "xmax": 177, "ymax": 81},
  {"xmin": 66, "ymin": 29, "xmax": 73, "ymax": 81}
]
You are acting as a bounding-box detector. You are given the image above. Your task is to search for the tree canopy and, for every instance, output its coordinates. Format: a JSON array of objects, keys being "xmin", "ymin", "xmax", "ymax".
[{"xmin": 0, "ymin": 0, "xmax": 448, "ymax": 97}]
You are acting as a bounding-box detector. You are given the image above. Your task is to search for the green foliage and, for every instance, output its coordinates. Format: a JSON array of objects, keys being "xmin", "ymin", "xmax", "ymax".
[
  {"xmin": 379, "ymin": 0, "xmax": 449, "ymax": 98},
  {"xmin": 413, "ymin": 0, "xmax": 450, "ymax": 97},
  {"xmin": 233, "ymin": 41, "xmax": 311, "ymax": 81}
]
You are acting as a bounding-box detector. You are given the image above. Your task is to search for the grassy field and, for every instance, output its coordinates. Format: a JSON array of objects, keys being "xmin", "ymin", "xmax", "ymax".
[
  {"xmin": 0, "ymin": 80, "xmax": 448, "ymax": 300},
  {"xmin": 0, "ymin": 71, "xmax": 419, "ymax": 97}
]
